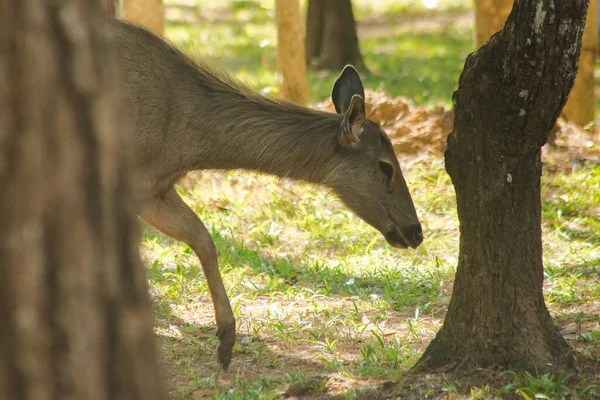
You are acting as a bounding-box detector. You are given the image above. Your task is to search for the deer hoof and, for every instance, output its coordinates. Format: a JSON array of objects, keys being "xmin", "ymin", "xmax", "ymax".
[{"xmin": 216, "ymin": 321, "xmax": 236, "ymax": 370}]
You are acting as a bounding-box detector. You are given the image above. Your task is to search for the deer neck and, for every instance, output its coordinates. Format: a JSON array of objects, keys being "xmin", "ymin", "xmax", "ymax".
[{"xmin": 191, "ymin": 93, "xmax": 344, "ymax": 185}]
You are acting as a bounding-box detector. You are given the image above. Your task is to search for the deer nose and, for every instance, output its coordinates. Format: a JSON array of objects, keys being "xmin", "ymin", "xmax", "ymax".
[{"xmin": 408, "ymin": 224, "xmax": 423, "ymax": 248}]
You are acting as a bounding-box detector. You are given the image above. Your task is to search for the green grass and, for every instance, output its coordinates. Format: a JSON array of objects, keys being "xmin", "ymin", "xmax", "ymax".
[
  {"xmin": 145, "ymin": 161, "xmax": 600, "ymax": 399},
  {"xmin": 542, "ymin": 164, "xmax": 600, "ymax": 307},
  {"xmin": 500, "ymin": 370, "xmax": 599, "ymax": 400},
  {"xmin": 144, "ymin": 1, "xmax": 600, "ymax": 399}
]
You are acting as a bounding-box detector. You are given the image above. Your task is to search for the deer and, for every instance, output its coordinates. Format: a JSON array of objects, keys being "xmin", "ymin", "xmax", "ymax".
[{"xmin": 109, "ymin": 18, "xmax": 423, "ymax": 370}]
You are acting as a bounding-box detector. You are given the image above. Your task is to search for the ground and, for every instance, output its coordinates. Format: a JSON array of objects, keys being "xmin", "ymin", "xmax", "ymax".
[{"xmin": 141, "ymin": 1, "xmax": 600, "ymax": 398}]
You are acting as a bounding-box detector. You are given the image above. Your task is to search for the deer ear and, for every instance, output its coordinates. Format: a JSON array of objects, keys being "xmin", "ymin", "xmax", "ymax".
[
  {"xmin": 331, "ymin": 65, "xmax": 365, "ymax": 115},
  {"xmin": 332, "ymin": 65, "xmax": 366, "ymax": 149},
  {"xmin": 339, "ymin": 94, "xmax": 366, "ymax": 149}
]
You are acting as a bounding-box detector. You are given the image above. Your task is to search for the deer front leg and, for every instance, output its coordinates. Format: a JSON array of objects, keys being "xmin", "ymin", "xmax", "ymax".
[{"xmin": 140, "ymin": 187, "xmax": 236, "ymax": 369}]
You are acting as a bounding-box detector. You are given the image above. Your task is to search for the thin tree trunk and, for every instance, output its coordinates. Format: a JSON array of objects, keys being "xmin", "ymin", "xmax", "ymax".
[
  {"xmin": 305, "ymin": 0, "xmax": 365, "ymax": 70},
  {"xmin": 415, "ymin": 0, "xmax": 588, "ymax": 373},
  {"xmin": 563, "ymin": 0, "xmax": 598, "ymax": 126},
  {"xmin": 473, "ymin": 0, "xmax": 513, "ymax": 48},
  {"xmin": 121, "ymin": 0, "xmax": 164, "ymax": 36},
  {"xmin": 276, "ymin": 0, "xmax": 309, "ymax": 106},
  {"xmin": 0, "ymin": 1, "xmax": 166, "ymax": 399},
  {"xmin": 305, "ymin": 0, "xmax": 324, "ymax": 66}
]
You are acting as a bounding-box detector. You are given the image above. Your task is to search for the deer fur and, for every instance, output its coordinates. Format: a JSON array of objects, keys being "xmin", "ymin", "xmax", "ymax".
[{"xmin": 108, "ymin": 18, "xmax": 422, "ymax": 369}]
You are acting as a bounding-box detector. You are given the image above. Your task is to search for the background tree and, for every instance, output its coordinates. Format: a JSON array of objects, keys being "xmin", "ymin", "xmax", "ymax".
[
  {"xmin": 0, "ymin": 1, "xmax": 166, "ymax": 398},
  {"xmin": 121, "ymin": 0, "xmax": 164, "ymax": 36},
  {"xmin": 305, "ymin": 0, "xmax": 365, "ymax": 70},
  {"xmin": 473, "ymin": 0, "xmax": 513, "ymax": 48},
  {"xmin": 275, "ymin": 0, "xmax": 309, "ymax": 106},
  {"xmin": 415, "ymin": 0, "xmax": 588, "ymax": 372},
  {"xmin": 101, "ymin": 0, "xmax": 116, "ymax": 15},
  {"xmin": 563, "ymin": 0, "xmax": 598, "ymax": 126}
]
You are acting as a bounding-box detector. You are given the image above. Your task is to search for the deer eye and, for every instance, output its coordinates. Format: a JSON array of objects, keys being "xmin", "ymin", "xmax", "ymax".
[{"xmin": 378, "ymin": 161, "xmax": 395, "ymax": 190}]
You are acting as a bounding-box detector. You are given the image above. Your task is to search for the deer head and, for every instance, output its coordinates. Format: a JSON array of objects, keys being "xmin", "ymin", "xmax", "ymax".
[{"xmin": 328, "ymin": 65, "xmax": 423, "ymax": 249}]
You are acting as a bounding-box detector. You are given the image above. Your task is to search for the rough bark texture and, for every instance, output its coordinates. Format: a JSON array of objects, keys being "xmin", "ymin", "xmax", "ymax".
[
  {"xmin": 474, "ymin": 0, "xmax": 597, "ymax": 128},
  {"xmin": 305, "ymin": 0, "xmax": 365, "ymax": 70},
  {"xmin": 101, "ymin": 0, "xmax": 115, "ymax": 15},
  {"xmin": 0, "ymin": 1, "xmax": 166, "ymax": 399},
  {"xmin": 473, "ymin": 0, "xmax": 513, "ymax": 48},
  {"xmin": 563, "ymin": 0, "xmax": 597, "ymax": 126},
  {"xmin": 275, "ymin": 0, "xmax": 309, "ymax": 106},
  {"xmin": 121, "ymin": 0, "xmax": 164, "ymax": 36},
  {"xmin": 415, "ymin": 0, "xmax": 588, "ymax": 372}
]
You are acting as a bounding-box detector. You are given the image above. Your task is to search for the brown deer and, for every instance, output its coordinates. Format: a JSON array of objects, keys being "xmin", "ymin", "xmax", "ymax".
[{"xmin": 110, "ymin": 19, "xmax": 423, "ymax": 369}]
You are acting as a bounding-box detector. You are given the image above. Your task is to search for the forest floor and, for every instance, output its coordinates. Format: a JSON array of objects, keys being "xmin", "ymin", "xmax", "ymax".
[{"xmin": 142, "ymin": 1, "xmax": 600, "ymax": 399}]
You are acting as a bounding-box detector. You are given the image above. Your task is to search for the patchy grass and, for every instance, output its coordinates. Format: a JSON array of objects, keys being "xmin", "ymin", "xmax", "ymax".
[
  {"xmin": 140, "ymin": 1, "xmax": 600, "ymax": 399},
  {"xmin": 144, "ymin": 157, "xmax": 455, "ymax": 398},
  {"xmin": 144, "ymin": 158, "xmax": 600, "ymax": 399},
  {"xmin": 542, "ymin": 163, "xmax": 600, "ymax": 309}
]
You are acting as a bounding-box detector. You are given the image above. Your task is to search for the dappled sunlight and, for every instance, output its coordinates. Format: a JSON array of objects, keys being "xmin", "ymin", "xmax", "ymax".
[
  {"xmin": 138, "ymin": 1, "xmax": 600, "ymax": 398},
  {"xmin": 142, "ymin": 154, "xmax": 600, "ymax": 397},
  {"xmin": 151, "ymin": 273, "xmax": 443, "ymax": 397}
]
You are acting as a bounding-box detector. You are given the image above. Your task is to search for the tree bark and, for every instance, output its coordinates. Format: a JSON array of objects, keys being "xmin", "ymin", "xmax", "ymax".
[
  {"xmin": 0, "ymin": 1, "xmax": 166, "ymax": 399},
  {"xmin": 415, "ymin": 0, "xmax": 588, "ymax": 373},
  {"xmin": 275, "ymin": 0, "xmax": 309, "ymax": 106},
  {"xmin": 563, "ymin": 0, "xmax": 598, "ymax": 126},
  {"xmin": 474, "ymin": 0, "xmax": 597, "ymax": 128},
  {"xmin": 121, "ymin": 0, "xmax": 164, "ymax": 36},
  {"xmin": 305, "ymin": 0, "xmax": 365, "ymax": 70},
  {"xmin": 101, "ymin": 0, "xmax": 116, "ymax": 15},
  {"xmin": 473, "ymin": 0, "xmax": 513, "ymax": 48}
]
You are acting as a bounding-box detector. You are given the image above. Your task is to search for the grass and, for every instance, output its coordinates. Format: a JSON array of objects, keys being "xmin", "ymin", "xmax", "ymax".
[
  {"xmin": 499, "ymin": 370, "xmax": 599, "ymax": 400},
  {"xmin": 146, "ymin": 162, "xmax": 600, "ymax": 399},
  {"xmin": 140, "ymin": 1, "xmax": 600, "ymax": 399}
]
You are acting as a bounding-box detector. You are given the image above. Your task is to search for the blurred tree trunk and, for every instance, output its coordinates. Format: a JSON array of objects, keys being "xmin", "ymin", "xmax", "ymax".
[
  {"xmin": 415, "ymin": 0, "xmax": 588, "ymax": 373},
  {"xmin": 305, "ymin": 0, "xmax": 324, "ymax": 66},
  {"xmin": 121, "ymin": 0, "xmax": 164, "ymax": 36},
  {"xmin": 563, "ymin": 0, "xmax": 598, "ymax": 126},
  {"xmin": 305, "ymin": 0, "xmax": 365, "ymax": 70},
  {"xmin": 473, "ymin": 0, "xmax": 513, "ymax": 48},
  {"xmin": 101, "ymin": 0, "xmax": 116, "ymax": 15},
  {"xmin": 275, "ymin": 0, "xmax": 309, "ymax": 106},
  {"xmin": 0, "ymin": 1, "xmax": 166, "ymax": 399}
]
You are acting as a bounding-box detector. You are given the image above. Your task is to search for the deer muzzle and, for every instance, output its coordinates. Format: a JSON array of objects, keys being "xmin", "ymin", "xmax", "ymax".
[{"xmin": 384, "ymin": 223, "xmax": 423, "ymax": 249}]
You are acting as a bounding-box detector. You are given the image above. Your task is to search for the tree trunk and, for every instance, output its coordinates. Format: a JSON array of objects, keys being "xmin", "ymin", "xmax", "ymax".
[
  {"xmin": 305, "ymin": 0, "xmax": 324, "ymax": 66},
  {"xmin": 101, "ymin": 0, "xmax": 116, "ymax": 15},
  {"xmin": 473, "ymin": 0, "xmax": 513, "ymax": 48},
  {"xmin": 121, "ymin": 0, "xmax": 164, "ymax": 36},
  {"xmin": 275, "ymin": 0, "xmax": 309, "ymax": 106},
  {"xmin": 563, "ymin": 0, "xmax": 598, "ymax": 126},
  {"xmin": 415, "ymin": 0, "xmax": 588, "ymax": 373},
  {"xmin": 305, "ymin": 0, "xmax": 365, "ymax": 70},
  {"xmin": 474, "ymin": 0, "xmax": 597, "ymax": 128},
  {"xmin": 0, "ymin": 2, "xmax": 166, "ymax": 399}
]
